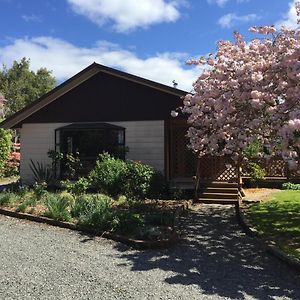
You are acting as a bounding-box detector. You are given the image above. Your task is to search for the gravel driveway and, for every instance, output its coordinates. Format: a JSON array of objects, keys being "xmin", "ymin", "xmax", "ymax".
[{"xmin": 0, "ymin": 204, "xmax": 299, "ymax": 300}]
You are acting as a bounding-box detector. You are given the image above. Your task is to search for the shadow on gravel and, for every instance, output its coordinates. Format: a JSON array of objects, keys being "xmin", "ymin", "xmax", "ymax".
[{"xmin": 114, "ymin": 205, "xmax": 300, "ymax": 299}]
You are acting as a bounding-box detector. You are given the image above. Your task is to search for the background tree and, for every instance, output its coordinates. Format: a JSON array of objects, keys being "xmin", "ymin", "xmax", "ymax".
[
  {"xmin": 182, "ymin": 2, "xmax": 300, "ymax": 176},
  {"xmin": 0, "ymin": 57, "xmax": 56, "ymax": 116},
  {"xmin": 0, "ymin": 128, "xmax": 12, "ymax": 176}
]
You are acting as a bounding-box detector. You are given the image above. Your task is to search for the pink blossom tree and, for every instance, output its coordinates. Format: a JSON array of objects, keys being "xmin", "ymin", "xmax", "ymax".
[{"xmin": 182, "ymin": 2, "xmax": 300, "ymax": 183}]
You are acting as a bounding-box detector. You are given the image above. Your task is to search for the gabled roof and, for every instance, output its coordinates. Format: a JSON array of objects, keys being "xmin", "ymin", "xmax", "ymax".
[{"xmin": 0, "ymin": 62, "xmax": 187, "ymax": 129}]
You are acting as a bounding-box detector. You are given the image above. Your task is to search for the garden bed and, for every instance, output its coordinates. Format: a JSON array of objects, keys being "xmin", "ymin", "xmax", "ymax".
[
  {"xmin": 0, "ymin": 188, "xmax": 188, "ymax": 248},
  {"xmin": 242, "ymin": 188, "xmax": 281, "ymax": 202}
]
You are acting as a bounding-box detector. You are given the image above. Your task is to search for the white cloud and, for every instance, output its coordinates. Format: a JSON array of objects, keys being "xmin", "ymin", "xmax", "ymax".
[
  {"xmin": 218, "ymin": 13, "xmax": 259, "ymax": 28},
  {"xmin": 0, "ymin": 36, "xmax": 201, "ymax": 91},
  {"xmin": 276, "ymin": 0, "xmax": 298, "ymax": 29},
  {"xmin": 67, "ymin": 0, "xmax": 184, "ymax": 32},
  {"xmin": 22, "ymin": 14, "xmax": 42, "ymax": 22},
  {"xmin": 207, "ymin": 0, "xmax": 229, "ymax": 7},
  {"xmin": 207, "ymin": 0, "xmax": 249, "ymax": 7}
]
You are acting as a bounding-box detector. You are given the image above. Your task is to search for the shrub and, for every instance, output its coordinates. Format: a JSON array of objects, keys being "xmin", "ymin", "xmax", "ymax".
[
  {"xmin": 123, "ymin": 161, "xmax": 154, "ymax": 199},
  {"xmin": 243, "ymin": 141, "xmax": 264, "ymax": 158},
  {"xmin": 148, "ymin": 170, "xmax": 169, "ymax": 198},
  {"xmin": 75, "ymin": 195, "xmax": 115, "ymax": 230},
  {"xmin": 70, "ymin": 194, "xmax": 93, "ymax": 218},
  {"xmin": 88, "ymin": 153, "xmax": 127, "ymax": 197},
  {"xmin": 247, "ymin": 162, "xmax": 266, "ymax": 183},
  {"xmin": 59, "ymin": 191, "xmax": 75, "ymax": 206},
  {"xmin": 71, "ymin": 194, "xmax": 112, "ymax": 217},
  {"xmin": 44, "ymin": 194, "xmax": 71, "ymax": 221},
  {"xmin": 61, "ymin": 177, "xmax": 90, "ymax": 195},
  {"xmin": 63, "ymin": 152, "xmax": 82, "ymax": 180},
  {"xmin": 0, "ymin": 192, "xmax": 18, "ymax": 206},
  {"xmin": 113, "ymin": 211, "xmax": 144, "ymax": 234},
  {"xmin": 4, "ymin": 151, "xmax": 20, "ymax": 177},
  {"xmin": 282, "ymin": 182, "xmax": 300, "ymax": 190},
  {"xmin": 89, "ymin": 153, "xmax": 166, "ymax": 199}
]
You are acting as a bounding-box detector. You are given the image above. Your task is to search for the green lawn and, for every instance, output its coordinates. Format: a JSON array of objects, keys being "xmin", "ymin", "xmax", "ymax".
[{"xmin": 246, "ymin": 190, "xmax": 300, "ymax": 260}]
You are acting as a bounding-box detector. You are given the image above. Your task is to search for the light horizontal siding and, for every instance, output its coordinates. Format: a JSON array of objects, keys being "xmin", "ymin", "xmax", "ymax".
[
  {"xmin": 20, "ymin": 123, "xmax": 69, "ymax": 184},
  {"xmin": 111, "ymin": 121, "xmax": 165, "ymax": 172},
  {"xmin": 20, "ymin": 120, "xmax": 165, "ymax": 184}
]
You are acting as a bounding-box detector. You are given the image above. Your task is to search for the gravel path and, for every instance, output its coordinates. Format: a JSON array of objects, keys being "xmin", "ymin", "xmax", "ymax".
[{"xmin": 0, "ymin": 204, "xmax": 299, "ymax": 300}]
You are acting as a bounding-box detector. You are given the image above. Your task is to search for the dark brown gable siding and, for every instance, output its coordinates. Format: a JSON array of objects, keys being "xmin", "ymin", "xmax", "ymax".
[{"xmin": 19, "ymin": 72, "xmax": 185, "ymax": 125}]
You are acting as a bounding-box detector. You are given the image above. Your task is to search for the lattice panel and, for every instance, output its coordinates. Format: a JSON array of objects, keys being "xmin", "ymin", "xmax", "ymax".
[
  {"xmin": 264, "ymin": 159, "xmax": 286, "ymax": 177},
  {"xmin": 216, "ymin": 164, "xmax": 237, "ymax": 181},
  {"xmin": 242, "ymin": 158, "xmax": 287, "ymax": 177},
  {"xmin": 197, "ymin": 156, "xmax": 237, "ymax": 182}
]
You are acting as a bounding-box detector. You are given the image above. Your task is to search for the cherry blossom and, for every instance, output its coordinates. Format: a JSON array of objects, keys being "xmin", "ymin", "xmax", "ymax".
[{"xmin": 182, "ymin": 2, "xmax": 300, "ymax": 169}]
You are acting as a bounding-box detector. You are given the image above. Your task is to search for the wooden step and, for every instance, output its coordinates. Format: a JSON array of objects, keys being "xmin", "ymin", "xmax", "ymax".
[
  {"xmin": 196, "ymin": 198, "xmax": 238, "ymax": 205},
  {"xmin": 204, "ymin": 182, "xmax": 238, "ymax": 188},
  {"xmin": 200, "ymin": 187, "xmax": 238, "ymax": 194},
  {"xmin": 199, "ymin": 192, "xmax": 238, "ymax": 199}
]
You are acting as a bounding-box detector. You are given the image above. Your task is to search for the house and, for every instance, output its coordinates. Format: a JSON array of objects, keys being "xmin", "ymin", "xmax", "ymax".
[{"xmin": 0, "ymin": 62, "xmax": 196, "ymax": 185}]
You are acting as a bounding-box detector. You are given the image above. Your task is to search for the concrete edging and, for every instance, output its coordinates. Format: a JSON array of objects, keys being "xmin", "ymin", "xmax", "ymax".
[
  {"xmin": 0, "ymin": 203, "xmax": 188, "ymax": 250},
  {"xmin": 236, "ymin": 201, "xmax": 300, "ymax": 272}
]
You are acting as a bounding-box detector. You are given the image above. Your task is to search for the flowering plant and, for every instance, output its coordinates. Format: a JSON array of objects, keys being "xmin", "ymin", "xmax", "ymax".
[
  {"xmin": 5, "ymin": 151, "xmax": 20, "ymax": 176},
  {"xmin": 182, "ymin": 2, "xmax": 300, "ymax": 170}
]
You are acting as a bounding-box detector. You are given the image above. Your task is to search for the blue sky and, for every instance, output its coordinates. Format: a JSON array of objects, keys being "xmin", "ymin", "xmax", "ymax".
[{"xmin": 0, "ymin": 0, "xmax": 297, "ymax": 90}]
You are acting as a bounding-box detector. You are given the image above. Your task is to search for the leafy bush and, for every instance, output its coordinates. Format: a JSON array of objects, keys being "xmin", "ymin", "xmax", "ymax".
[
  {"xmin": 71, "ymin": 194, "xmax": 94, "ymax": 218},
  {"xmin": 63, "ymin": 152, "xmax": 82, "ymax": 180},
  {"xmin": 72, "ymin": 194, "xmax": 144, "ymax": 233},
  {"xmin": 47, "ymin": 149, "xmax": 64, "ymax": 178},
  {"xmin": 59, "ymin": 191, "xmax": 75, "ymax": 206},
  {"xmin": 88, "ymin": 153, "xmax": 127, "ymax": 197},
  {"xmin": 282, "ymin": 182, "xmax": 300, "ymax": 190},
  {"xmin": 247, "ymin": 162, "xmax": 266, "ymax": 183},
  {"xmin": 61, "ymin": 177, "xmax": 90, "ymax": 195},
  {"xmin": 148, "ymin": 171, "xmax": 169, "ymax": 198},
  {"xmin": 243, "ymin": 141, "xmax": 263, "ymax": 158},
  {"xmin": 0, "ymin": 192, "xmax": 18, "ymax": 206},
  {"xmin": 30, "ymin": 159, "xmax": 53, "ymax": 184},
  {"xmin": 89, "ymin": 153, "xmax": 166, "ymax": 199},
  {"xmin": 44, "ymin": 194, "xmax": 71, "ymax": 221},
  {"xmin": 71, "ymin": 194, "xmax": 111, "ymax": 217},
  {"xmin": 113, "ymin": 211, "xmax": 144, "ymax": 235},
  {"xmin": 4, "ymin": 151, "xmax": 20, "ymax": 177},
  {"xmin": 75, "ymin": 195, "xmax": 115, "ymax": 230},
  {"xmin": 123, "ymin": 161, "xmax": 154, "ymax": 199}
]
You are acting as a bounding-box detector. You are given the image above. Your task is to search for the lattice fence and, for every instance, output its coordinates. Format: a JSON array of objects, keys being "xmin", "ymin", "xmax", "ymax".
[
  {"xmin": 242, "ymin": 157, "xmax": 288, "ymax": 178},
  {"xmin": 169, "ymin": 119, "xmax": 300, "ymax": 181},
  {"xmin": 197, "ymin": 156, "xmax": 237, "ymax": 182}
]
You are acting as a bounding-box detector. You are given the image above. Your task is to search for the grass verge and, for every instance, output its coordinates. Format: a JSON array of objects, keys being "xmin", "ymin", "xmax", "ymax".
[{"xmin": 245, "ymin": 190, "xmax": 300, "ymax": 260}]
